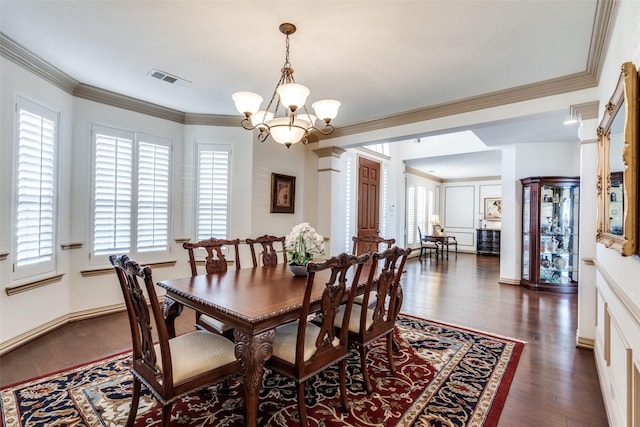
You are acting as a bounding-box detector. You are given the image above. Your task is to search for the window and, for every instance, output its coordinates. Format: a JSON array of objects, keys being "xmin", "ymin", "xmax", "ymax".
[
  {"xmin": 92, "ymin": 125, "xmax": 171, "ymax": 264},
  {"xmin": 196, "ymin": 144, "xmax": 230, "ymax": 240},
  {"xmin": 14, "ymin": 98, "xmax": 58, "ymax": 278},
  {"xmin": 406, "ymin": 186, "xmax": 415, "ymax": 244},
  {"xmin": 406, "ymin": 183, "xmax": 428, "ymax": 245}
]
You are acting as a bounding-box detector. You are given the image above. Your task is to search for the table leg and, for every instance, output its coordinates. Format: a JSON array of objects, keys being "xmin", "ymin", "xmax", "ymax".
[
  {"xmin": 161, "ymin": 297, "xmax": 183, "ymax": 338},
  {"xmin": 234, "ymin": 328, "xmax": 275, "ymax": 427}
]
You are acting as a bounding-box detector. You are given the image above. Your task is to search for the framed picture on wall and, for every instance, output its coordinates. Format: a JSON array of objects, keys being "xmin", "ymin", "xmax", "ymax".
[
  {"xmin": 270, "ymin": 173, "xmax": 296, "ymax": 213},
  {"xmin": 485, "ymin": 197, "xmax": 502, "ymax": 221}
]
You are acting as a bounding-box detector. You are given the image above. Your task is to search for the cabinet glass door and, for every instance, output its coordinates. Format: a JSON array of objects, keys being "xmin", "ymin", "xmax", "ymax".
[
  {"xmin": 522, "ymin": 186, "xmax": 530, "ymax": 280},
  {"xmin": 539, "ymin": 184, "xmax": 579, "ymax": 285}
]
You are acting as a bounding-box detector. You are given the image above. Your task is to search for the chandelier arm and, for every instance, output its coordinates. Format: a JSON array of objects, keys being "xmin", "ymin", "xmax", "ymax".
[
  {"xmin": 310, "ymin": 124, "xmax": 335, "ymax": 136},
  {"xmin": 240, "ymin": 117, "xmax": 256, "ymax": 130}
]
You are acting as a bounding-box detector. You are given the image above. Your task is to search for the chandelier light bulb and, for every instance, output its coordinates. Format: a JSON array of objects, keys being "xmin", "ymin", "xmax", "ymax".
[
  {"xmin": 232, "ymin": 91, "xmax": 263, "ymax": 117},
  {"xmin": 276, "ymin": 83, "xmax": 310, "ymax": 112},
  {"xmin": 312, "ymin": 99, "xmax": 341, "ymax": 122},
  {"xmin": 251, "ymin": 110, "xmax": 274, "ymax": 130},
  {"xmin": 269, "ymin": 117, "xmax": 307, "ymax": 147}
]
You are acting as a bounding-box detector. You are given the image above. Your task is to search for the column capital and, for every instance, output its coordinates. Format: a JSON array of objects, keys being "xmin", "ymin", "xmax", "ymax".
[{"xmin": 313, "ymin": 146, "xmax": 346, "ymax": 159}]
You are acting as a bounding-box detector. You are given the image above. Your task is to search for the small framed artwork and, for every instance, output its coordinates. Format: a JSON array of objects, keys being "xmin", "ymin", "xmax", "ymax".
[
  {"xmin": 485, "ymin": 197, "xmax": 502, "ymax": 221},
  {"xmin": 270, "ymin": 173, "xmax": 296, "ymax": 214}
]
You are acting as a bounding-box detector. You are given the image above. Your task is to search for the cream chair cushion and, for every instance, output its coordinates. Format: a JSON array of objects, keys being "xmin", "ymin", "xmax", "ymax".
[
  {"xmin": 334, "ymin": 304, "xmax": 378, "ymax": 333},
  {"xmin": 272, "ymin": 321, "xmax": 340, "ymax": 363},
  {"xmin": 154, "ymin": 330, "xmax": 237, "ymax": 384}
]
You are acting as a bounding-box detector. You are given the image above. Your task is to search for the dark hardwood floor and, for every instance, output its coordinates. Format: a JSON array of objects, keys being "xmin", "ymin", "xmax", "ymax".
[{"xmin": 0, "ymin": 253, "xmax": 608, "ymax": 426}]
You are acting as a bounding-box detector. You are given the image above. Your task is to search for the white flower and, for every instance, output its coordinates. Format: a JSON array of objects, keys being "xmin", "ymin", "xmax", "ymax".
[{"xmin": 285, "ymin": 223, "xmax": 325, "ymax": 265}]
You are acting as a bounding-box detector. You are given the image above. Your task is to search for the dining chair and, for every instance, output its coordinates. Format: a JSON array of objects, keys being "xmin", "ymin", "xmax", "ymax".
[
  {"xmin": 265, "ymin": 252, "xmax": 370, "ymax": 427},
  {"xmin": 335, "ymin": 246, "xmax": 411, "ymax": 394},
  {"xmin": 245, "ymin": 234, "xmax": 287, "ymax": 267},
  {"xmin": 351, "ymin": 235, "xmax": 395, "ymax": 255},
  {"xmin": 417, "ymin": 226, "xmax": 439, "ymax": 258},
  {"xmin": 109, "ymin": 254, "xmax": 243, "ymax": 427},
  {"xmin": 183, "ymin": 238, "xmax": 241, "ymax": 337},
  {"xmin": 441, "ymin": 235, "xmax": 458, "ymax": 258}
]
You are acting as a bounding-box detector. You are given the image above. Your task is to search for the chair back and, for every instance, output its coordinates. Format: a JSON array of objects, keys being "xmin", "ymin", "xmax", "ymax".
[
  {"xmin": 109, "ymin": 254, "xmax": 173, "ymax": 394},
  {"xmin": 417, "ymin": 226, "xmax": 424, "ymax": 242},
  {"xmin": 245, "ymin": 234, "xmax": 287, "ymax": 267},
  {"xmin": 183, "ymin": 237, "xmax": 241, "ymax": 276},
  {"xmin": 297, "ymin": 252, "xmax": 370, "ymax": 368},
  {"xmin": 351, "ymin": 235, "xmax": 395, "ymax": 255},
  {"xmin": 360, "ymin": 246, "xmax": 412, "ymax": 335}
]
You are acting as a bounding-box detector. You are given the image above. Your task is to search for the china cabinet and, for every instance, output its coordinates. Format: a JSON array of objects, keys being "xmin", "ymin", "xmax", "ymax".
[{"xmin": 520, "ymin": 176, "xmax": 580, "ymax": 293}]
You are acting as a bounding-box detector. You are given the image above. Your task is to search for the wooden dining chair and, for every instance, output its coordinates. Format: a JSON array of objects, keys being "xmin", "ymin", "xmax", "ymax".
[
  {"xmin": 245, "ymin": 234, "xmax": 287, "ymax": 267},
  {"xmin": 183, "ymin": 238, "xmax": 241, "ymax": 337},
  {"xmin": 265, "ymin": 252, "xmax": 370, "ymax": 427},
  {"xmin": 351, "ymin": 235, "xmax": 395, "ymax": 255},
  {"xmin": 109, "ymin": 254, "xmax": 243, "ymax": 427},
  {"xmin": 335, "ymin": 246, "xmax": 411, "ymax": 394}
]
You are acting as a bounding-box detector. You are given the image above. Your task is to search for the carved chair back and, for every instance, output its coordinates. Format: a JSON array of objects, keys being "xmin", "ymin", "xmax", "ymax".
[
  {"xmin": 183, "ymin": 237, "xmax": 241, "ymax": 276},
  {"xmin": 245, "ymin": 234, "xmax": 287, "ymax": 267},
  {"xmin": 351, "ymin": 235, "xmax": 395, "ymax": 255}
]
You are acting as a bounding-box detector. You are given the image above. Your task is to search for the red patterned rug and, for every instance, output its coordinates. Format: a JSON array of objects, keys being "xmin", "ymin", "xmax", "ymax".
[{"xmin": 1, "ymin": 315, "xmax": 524, "ymax": 426}]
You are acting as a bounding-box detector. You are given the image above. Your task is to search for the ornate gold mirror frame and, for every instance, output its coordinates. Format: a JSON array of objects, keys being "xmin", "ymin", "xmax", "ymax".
[{"xmin": 596, "ymin": 61, "xmax": 638, "ymax": 256}]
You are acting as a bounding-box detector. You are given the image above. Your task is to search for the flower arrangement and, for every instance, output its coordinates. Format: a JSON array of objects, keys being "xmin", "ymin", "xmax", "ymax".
[{"xmin": 285, "ymin": 222, "xmax": 325, "ymax": 265}]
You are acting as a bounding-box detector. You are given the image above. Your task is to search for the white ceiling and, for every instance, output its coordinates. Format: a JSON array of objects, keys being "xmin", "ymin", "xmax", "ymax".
[{"xmin": 0, "ymin": 0, "xmax": 600, "ymax": 179}]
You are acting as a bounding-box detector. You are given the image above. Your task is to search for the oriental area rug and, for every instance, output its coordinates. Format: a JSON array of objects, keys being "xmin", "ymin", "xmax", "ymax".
[{"xmin": 1, "ymin": 315, "xmax": 524, "ymax": 426}]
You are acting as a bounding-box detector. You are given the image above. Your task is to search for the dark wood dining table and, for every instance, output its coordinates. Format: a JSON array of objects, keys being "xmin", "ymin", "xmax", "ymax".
[{"xmin": 156, "ymin": 262, "xmax": 358, "ymax": 427}]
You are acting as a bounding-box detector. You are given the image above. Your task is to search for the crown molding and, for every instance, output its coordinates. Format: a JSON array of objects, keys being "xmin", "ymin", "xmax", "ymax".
[
  {"xmin": 405, "ymin": 166, "xmax": 443, "ymax": 182},
  {"xmin": 586, "ymin": 0, "xmax": 616, "ymax": 82},
  {"xmin": 184, "ymin": 113, "xmax": 240, "ymax": 126},
  {"xmin": 571, "ymin": 101, "xmax": 600, "ymax": 120},
  {"xmin": 73, "ymin": 83, "xmax": 187, "ymax": 123},
  {"xmin": 0, "ymin": 32, "xmax": 78, "ymax": 94},
  {"xmin": 326, "ymin": 71, "xmax": 597, "ymax": 139}
]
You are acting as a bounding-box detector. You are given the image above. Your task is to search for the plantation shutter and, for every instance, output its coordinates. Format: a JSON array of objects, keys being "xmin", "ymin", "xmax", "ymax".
[
  {"xmin": 416, "ymin": 185, "xmax": 426, "ymax": 241},
  {"xmin": 93, "ymin": 129, "xmax": 133, "ymax": 255},
  {"xmin": 15, "ymin": 99, "xmax": 58, "ymax": 274},
  {"xmin": 197, "ymin": 145, "xmax": 230, "ymax": 240},
  {"xmin": 406, "ymin": 186, "xmax": 415, "ymax": 244},
  {"xmin": 137, "ymin": 140, "xmax": 170, "ymax": 252}
]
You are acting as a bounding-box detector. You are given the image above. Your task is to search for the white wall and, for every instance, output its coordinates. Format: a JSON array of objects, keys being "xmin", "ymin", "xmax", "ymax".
[{"xmin": 441, "ymin": 179, "xmax": 502, "ymax": 252}]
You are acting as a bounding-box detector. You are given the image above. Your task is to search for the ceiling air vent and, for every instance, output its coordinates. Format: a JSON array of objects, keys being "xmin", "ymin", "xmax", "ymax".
[{"xmin": 148, "ymin": 69, "xmax": 191, "ymax": 88}]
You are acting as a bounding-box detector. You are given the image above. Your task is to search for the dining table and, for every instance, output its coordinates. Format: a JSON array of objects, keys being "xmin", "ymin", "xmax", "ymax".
[{"xmin": 156, "ymin": 262, "xmax": 365, "ymax": 427}]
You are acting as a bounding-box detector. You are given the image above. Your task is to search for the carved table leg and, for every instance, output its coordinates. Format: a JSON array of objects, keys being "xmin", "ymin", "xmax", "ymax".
[
  {"xmin": 234, "ymin": 328, "xmax": 275, "ymax": 427},
  {"xmin": 161, "ymin": 297, "xmax": 183, "ymax": 338}
]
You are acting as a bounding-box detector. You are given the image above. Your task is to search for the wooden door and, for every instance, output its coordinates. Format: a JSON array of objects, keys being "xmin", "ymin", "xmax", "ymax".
[{"xmin": 356, "ymin": 157, "xmax": 381, "ymax": 254}]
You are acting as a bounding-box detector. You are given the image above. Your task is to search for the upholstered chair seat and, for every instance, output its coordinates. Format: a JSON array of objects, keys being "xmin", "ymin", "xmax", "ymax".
[
  {"xmin": 153, "ymin": 330, "xmax": 238, "ymax": 384},
  {"xmin": 272, "ymin": 321, "xmax": 340, "ymax": 363}
]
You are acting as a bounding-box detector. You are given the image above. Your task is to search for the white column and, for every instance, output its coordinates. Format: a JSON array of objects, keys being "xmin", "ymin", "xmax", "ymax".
[
  {"xmin": 576, "ymin": 114, "xmax": 599, "ymax": 348},
  {"xmin": 313, "ymin": 147, "xmax": 346, "ymax": 256}
]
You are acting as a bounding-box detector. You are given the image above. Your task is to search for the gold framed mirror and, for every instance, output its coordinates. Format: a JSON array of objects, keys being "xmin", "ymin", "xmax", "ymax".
[{"xmin": 596, "ymin": 61, "xmax": 638, "ymax": 256}]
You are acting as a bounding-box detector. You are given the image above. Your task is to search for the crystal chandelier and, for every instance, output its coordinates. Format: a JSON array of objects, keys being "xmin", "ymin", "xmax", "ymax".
[{"xmin": 232, "ymin": 23, "xmax": 341, "ymax": 148}]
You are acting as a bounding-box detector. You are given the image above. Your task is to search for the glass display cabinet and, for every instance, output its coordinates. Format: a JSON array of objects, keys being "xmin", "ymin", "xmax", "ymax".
[{"xmin": 521, "ymin": 176, "xmax": 580, "ymax": 293}]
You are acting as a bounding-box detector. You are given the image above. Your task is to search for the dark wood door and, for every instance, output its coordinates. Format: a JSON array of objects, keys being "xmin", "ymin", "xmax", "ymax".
[{"xmin": 356, "ymin": 157, "xmax": 381, "ymax": 254}]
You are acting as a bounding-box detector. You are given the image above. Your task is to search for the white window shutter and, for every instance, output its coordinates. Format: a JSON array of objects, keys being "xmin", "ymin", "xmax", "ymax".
[
  {"xmin": 407, "ymin": 186, "xmax": 415, "ymax": 245},
  {"xmin": 137, "ymin": 141, "xmax": 170, "ymax": 252},
  {"xmin": 93, "ymin": 130, "xmax": 133, "ymax": 255},
  {"xmin": 197, "ymin": 146, "xmax": 230, "ymax": 240},
  {"xmin": 15, "ymin": 100, "xmax": 57, "ymax": 275}
]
